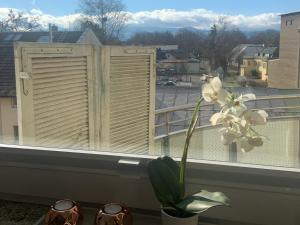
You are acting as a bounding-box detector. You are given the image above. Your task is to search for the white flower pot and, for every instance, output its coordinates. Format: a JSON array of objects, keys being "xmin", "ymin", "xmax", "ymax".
[{"xmin": 161, "ymin": 209, "xmax": 198, "ymax": 225}]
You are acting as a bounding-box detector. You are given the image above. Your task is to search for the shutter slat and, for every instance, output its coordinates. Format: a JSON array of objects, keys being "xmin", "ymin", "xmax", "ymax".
[
  {"xmin": 34, "ymin": 75, "xmax": 86, "ymax": 90},
  {"xmin": 109, "ymin": 54, "xmax": 151, "ymax": 154},
  {"xmin": 36, "ymin": 118, "xmax": 88, "ymax": 139},
  {"xmin": 32, "ymin": 57, "xmax": 86, "ymax": 64},
  {"xmin": 32, "ymin": 60, "xmax": 87, "ymax": 69},
  {"xmin": 37, "ymin": 127, "xmax": 88, "ymax": 146},
  {"xmin": 30, "ymin": 55, "xmax": 90, "ymax": 149},
  {"xmin": 33, "ymin": 70, "xmax": 86, "ymax": 80},
  {"xmin": 32, "ymin": 65, "xmax": 87, "ymax": 74},
  {"xmin": 35, "ymin": 105, "xmax": 87, "ymax": 121},
  {"xmin": 34, "ymin": 92, "xmax": 87, "ymax": 105},
  {"xmin": 35, "ymin": 98, "xmax": 88, "ymax": 115},
  {"xmin": 33, "ymin": 85, "xmax": 87, "ymax": 99},
  {"xmin": 34, "ymin": 79, "xmax": 88, "ymax": 94}
]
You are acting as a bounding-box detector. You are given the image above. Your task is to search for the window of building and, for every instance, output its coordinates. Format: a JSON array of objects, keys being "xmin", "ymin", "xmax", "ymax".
[
  {"xmin": 11, "ymin": 97, "xmax": 17, "ymax": 108},
  {"xmin": 13, "ymin": 126, "xmax": 18, "ymax": 143}
]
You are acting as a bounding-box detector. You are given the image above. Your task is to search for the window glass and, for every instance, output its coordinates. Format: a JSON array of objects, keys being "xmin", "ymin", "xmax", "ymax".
[{"xmin": 0, "ymin": 1, "xmax": 299, "ymax": 169}]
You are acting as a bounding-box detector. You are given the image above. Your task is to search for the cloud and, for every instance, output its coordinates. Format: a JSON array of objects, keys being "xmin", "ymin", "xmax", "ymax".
[
  {"xmin": 0, "ymin": 7, "xmax": 281, "ymax": 31},
  {"xmin": 126, "ymin": 9, "xmax": 280, "ymax": 30}
]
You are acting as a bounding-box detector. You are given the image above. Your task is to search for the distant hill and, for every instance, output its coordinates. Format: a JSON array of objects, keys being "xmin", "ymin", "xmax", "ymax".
[{"xmin": 122, "ymin": 24, "xmax": 279, "ymax": 40}]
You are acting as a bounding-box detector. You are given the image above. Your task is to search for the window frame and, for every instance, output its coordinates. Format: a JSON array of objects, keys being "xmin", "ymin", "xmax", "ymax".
[
  {"xmin": 1, "ymin": 144, "xmax": 300, "ymax": 224},
  {"xmin": 1, "ymin": 143, "xmax": 300, "ymax": 190}
]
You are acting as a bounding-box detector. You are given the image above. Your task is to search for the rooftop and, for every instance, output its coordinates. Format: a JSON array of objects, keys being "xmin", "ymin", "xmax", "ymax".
[
  {"xmin": 281, "ymin": 11, "xmax": 300, "ymax": 17},
  {"xmin": 0, "ymin": 31, "xmax": 84, "ymax": 44},
  {"xmin": 0, "ymin": 31, "xmax": 87, "ymax": 97}
]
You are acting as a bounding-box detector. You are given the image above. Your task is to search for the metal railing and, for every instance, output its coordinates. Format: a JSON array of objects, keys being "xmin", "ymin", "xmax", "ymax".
[
  {"xmin": 155, "ymin": 94, "xmax": 300, "ymax": 137},
  {"xmin": 155, "ymin": 94, "xmax": 300, "ymax": 161}
]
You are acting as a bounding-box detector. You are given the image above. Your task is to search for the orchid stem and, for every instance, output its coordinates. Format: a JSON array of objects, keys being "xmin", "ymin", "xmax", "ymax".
[{"xmin": 179, "ymin": 97, "xmax": 204, "ymax": 198}]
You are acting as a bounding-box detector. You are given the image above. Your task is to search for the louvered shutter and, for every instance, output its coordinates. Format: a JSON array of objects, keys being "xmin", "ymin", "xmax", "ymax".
[
  {"xmin": 100, "ymin": 47, "xmax": 156, "ymax": 155},
  {"xmin": 15, "ymin": 43, "xmax": 95, "ymax": 150}
]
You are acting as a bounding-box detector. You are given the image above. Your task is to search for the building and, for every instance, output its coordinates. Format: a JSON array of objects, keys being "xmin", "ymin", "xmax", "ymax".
[
  {"xmin": 0, "ymin": 30, "xmax": 101, "ymax": 144},
  {"xmin": 229, "ymin": 44, "xmax": 265, "ymax": 69},
  {"xmin": 240, "ymin": 47, "xmax": 277, "ymax": 81},
  {"xmin": 268, "ymin": 11, "xmax": 300, "ymax": 88}
]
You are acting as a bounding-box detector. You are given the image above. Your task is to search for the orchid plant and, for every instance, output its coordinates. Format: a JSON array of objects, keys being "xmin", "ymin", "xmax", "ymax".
[
  {"xmin": 147, "ymin": 76, "xmax": 268, "ymax": 218},
  {"xmin": 202, "ymin": 76, "xmax": 268, "ymax": 152}
]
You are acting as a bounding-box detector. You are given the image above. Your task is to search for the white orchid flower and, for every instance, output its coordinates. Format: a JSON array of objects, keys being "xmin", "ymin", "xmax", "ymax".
[
  {"xmin": 239, "ymin": 137, "xmax": 255, "ymax": 152},
  {"xmin": 243, "ymin": 110, "xmax": 268, "ymax": 125},
  {"xmin": 202, "ymin": 77, "xmax": 230, "ymax": 106},
  {"xmin": 201, "ymin": 76, "xmax": 267, "ymax": 152},
  {"xmin": 225, "ymin": 93, "xmax": 256, "ymax": 116},
  {"xmin": 219, "ymin": 127, "xmax": 241, "ymax": 145},
  {"xmin": 239, "ymin": 136, "xmax": 263, "ymax": 152}
]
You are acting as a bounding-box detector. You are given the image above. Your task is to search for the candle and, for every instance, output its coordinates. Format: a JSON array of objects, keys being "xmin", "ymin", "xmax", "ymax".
[
  {"xmin": 54, "ymin": 199, "xmax": 74, "ymax": 211},
  {"xmin": 104, "ymin": 204, "xmax": 122, "ymax": 214}
]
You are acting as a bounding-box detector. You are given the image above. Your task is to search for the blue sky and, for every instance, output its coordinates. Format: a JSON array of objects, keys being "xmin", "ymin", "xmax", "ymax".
[
  {"xmin": 0, "ymin": 0, "xmax": 299, "ymax": 16},
  {"xmin": 0, "ymin": 0, "xmax": 299, "ymax": 32}
]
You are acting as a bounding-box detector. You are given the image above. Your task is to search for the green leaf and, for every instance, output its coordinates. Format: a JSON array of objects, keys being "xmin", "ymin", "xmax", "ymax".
[
  {"xmin": 176, "ymin": 190, "xmax": 230, "ymax": 214},
  {"xmin": 147, "ymin": 157, "xmax": 181, "ymax": 206}
]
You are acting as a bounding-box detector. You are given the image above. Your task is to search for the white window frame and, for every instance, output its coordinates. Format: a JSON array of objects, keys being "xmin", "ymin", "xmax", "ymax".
[{"xmin": 1, "ymin": 144, "xmax": 300, "ymax": 225}]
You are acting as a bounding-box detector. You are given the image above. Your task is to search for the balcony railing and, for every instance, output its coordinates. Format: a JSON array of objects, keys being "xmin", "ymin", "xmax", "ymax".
[
  {"xmin": 154, "ymin": 95, "xmax": 300, "ymax": 168},
  {"xmin": 155, "ymin": 94, "xmax": 300, "ymax": 137}
]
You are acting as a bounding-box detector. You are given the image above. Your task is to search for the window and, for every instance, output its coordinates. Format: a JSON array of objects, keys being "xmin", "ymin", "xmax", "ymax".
[
  {"xmin": 13, "ymin": 126, "xmax": 18, "ymax": 143},
  {"xmin": 0, "ymin": 0, "xmax": 299, "ymax": 176},
  {"xmin": 286, "ymin": 18, "xmax": 294, "ymax": 26},
  {"xmin": 4, "ymin": 34, "xmax": 14, "ymax": 41},
  {"xmin": 37, "ymin": 35, "xmax": 50, "ymax": 42},
  {"xmin": 11, "ymin": 97, "xmax": 17, "ymax": 108},
  {"xmin": 1, "ymin": 2, "xmax": 300, "ymax": 225}
]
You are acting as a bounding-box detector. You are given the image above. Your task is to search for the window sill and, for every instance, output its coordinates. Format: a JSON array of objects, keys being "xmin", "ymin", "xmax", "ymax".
[{"xmin": 1, "ymin": 144, "xmax": 300, "ymax": 225}]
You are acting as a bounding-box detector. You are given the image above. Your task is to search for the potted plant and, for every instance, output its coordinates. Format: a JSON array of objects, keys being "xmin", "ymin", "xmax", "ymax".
[{"xmin": 148, "ymin": 76, "xmax": 268, "ymax": 225}]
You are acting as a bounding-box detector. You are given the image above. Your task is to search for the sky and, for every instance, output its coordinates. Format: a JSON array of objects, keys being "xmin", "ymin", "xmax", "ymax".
[{"xmin": 0, "ymin": 0, "xmax": 300, "ymax": 32}]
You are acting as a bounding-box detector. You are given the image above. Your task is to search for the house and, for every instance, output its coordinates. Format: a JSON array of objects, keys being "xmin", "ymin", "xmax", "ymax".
[
  {"xmin": 240, "ymin": 47, "xmax": 278, "ymax": 81},
  {"xmin": 0, "ymin": 29, "xmax": 101, "ymax": 144},
  {"xmin": 229, "ymin": 44, "xmax": 265, "ymax": 69},
  {"xmin": 268, "ymin": 11, "xmax": 300, "ymax": 88}
]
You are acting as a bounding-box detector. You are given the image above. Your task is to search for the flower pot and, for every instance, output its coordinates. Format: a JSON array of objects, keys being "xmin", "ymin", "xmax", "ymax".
[{"xmin": 161, "ymin": 209, "xmax": 198, "ymax": 225}]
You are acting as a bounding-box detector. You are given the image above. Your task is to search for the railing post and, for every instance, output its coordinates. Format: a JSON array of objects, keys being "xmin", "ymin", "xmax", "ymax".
[
  {"xmin": 162, "ymin": 136, "xmax": 170, "ymax": 156},
  {"xmin": 198, "ymin": 107, "xmax": 201, "ymax": 127},
  {"xmin": 165, "ymin": 112, "xmax": 170, "ymax": 135},
  {"xmin": 161, "ymin": 112, "xmax": 170, "ymax": 156},
  {"xmin": 229, "ymin": 142, "xmax": 237, "ymax": 162}
]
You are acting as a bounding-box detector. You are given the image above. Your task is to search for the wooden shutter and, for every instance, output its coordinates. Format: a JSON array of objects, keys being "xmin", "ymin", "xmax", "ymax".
[
  {"xmin": 14, "ymin": 43, "xmax": 95, "ymax": 150},
  {"xmin": 100, "ymin": 47, "xmax": 156, "ymax": 155}
]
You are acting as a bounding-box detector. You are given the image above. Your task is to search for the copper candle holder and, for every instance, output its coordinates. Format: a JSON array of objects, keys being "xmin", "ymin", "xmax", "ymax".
[
  {"xmin": 45, "ymin": 199, "xmax": 83, "ymax": 225},
  {"xmin": 95, "ymin": 203, "xmax": 132, "ymax": 225}
]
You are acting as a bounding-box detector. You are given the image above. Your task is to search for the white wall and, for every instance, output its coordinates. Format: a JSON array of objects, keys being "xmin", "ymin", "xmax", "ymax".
[{"xmin": 0, "ymin": 97, "xmax": 18, "ymax": 144}]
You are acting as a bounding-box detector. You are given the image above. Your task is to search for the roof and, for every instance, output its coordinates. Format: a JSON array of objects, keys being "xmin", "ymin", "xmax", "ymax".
[
  {"xmin": 260, "ymin": 47, "xmax": 278, "ymax": 55},
  {"xmin": 281, "ymin": 11, "xmax": 300, "ymax": 17},
  {"xmin": 0, "ymin": 45, "xmax": 15, "ymax": 97},
  {"xmin": 231, "ymin": 44, "xmax": 265, "ymax": 60},
  {"xmin": 0, "ymin": 31, "xmax": 86, "ymax": 97},
  {"xmin": 0, "ymin": 31, "xmax": 84, "ymax": 44}
]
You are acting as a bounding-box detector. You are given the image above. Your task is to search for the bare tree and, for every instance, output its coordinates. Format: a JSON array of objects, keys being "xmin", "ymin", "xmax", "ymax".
[
  {"xmin": 248, "ymin": 29, "xmax": 280, "ymax": 47},
  {"xmin": 208, "ymin": 18, "xmax": 247, "ymax": 73},
  {"xmin": 79, "ymin": 0, "xmax": 128, "ymax": 43},
  {"xmin": 0, "ymin": 9, "xmax": 40, "ymax": 32}
]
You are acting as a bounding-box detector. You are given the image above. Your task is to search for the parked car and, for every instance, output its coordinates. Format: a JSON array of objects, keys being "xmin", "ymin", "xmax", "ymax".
[{"xmin": 164, "ymin": 81, "xmax": 177, "ymax": 86}]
